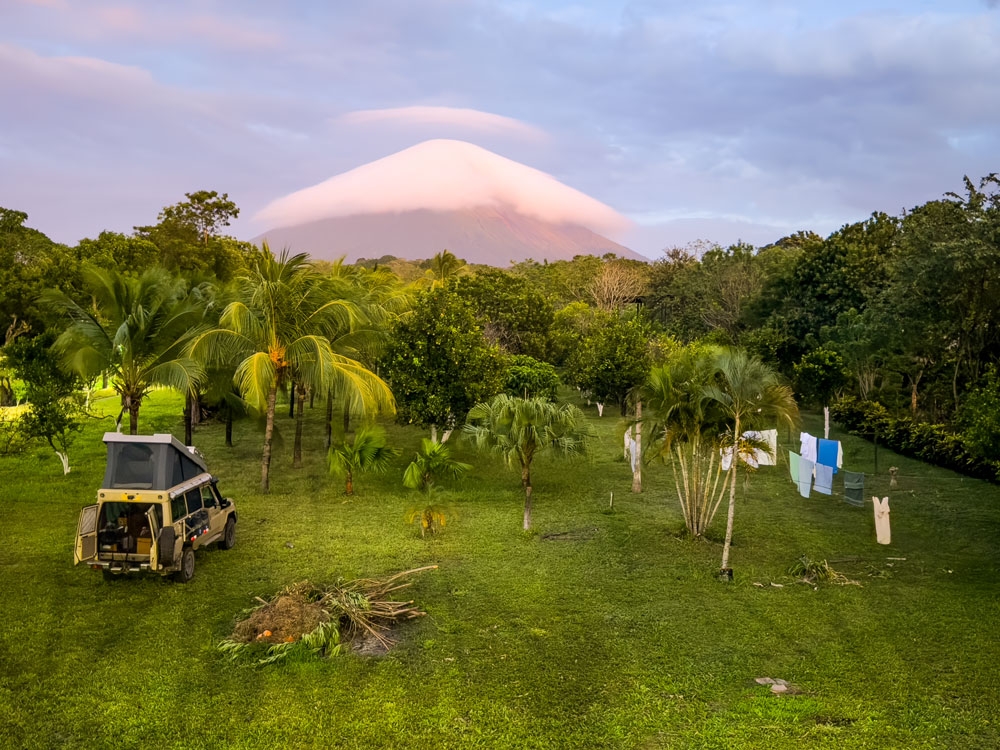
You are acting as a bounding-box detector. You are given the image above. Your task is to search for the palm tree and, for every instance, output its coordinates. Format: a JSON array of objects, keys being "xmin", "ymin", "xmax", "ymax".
[
  {"xmin": 191, "ymin": 247, "xmax": 394, "ymax": 492},
  {"xmin": 706, "ymin": 348, "xmax": 798, "ymax": 578},
  {"xmin": 464, "ymin": 394, "xmax": 594, "ymax": 530},
  {"xmin": 45, "ymin": 266, "xmax": 204, "ymax": 434},
  {"xmin": 642, "ymin": 346, "xmax": 732, "ymax": 537},
  {"xmin": 402, "ymin": 438, "xmax": 471, "ymax": 493},
  {"xmin": 328, "ymin": 425, "xmax": 400, "ymax": 495},
  {"xmin": 422, "ymin": 250, "xmax": 468, "ymax": 289}
]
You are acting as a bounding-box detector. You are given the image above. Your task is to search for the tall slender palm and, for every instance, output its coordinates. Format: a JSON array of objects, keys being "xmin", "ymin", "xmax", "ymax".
[
  {"xmin": 464, "ymin": 394, "xmax": 594, "ymax": 530},
  {"xmin": 45, "ymin": 266, "xmax": 204, "ymax": 434},
  {"xmin": 191, "ymin": 247, "xmax": 394, "ymax": 492},
  {"xmin": 642, "ymin": 346, "xmax": 732, "ymax": 537},
  {"xmin": 422, "ymin": 250, "xmax": 468, "ymax": 289},
  {"xmin": 706, "ymin": 348, "xmax": 798, "ymax": 577}
]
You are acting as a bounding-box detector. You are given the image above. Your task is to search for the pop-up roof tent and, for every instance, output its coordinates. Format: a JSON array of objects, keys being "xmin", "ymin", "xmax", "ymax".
[{"xmin": 101, "ymin": 433, "xmax": 208, "ymax": 491}]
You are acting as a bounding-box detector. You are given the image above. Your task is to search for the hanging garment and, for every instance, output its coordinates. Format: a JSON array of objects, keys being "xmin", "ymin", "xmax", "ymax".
[
  {"xmin": 743, "ymin": 430, "xmax": 769, "ymax": 466},
  {"xmin": 759, "ymin": 429, "xmax": 778, "ymax": 466},
  {"xmin": 836, "ymin": 441, "xmax": 844, "ymax": 469},
  {"xmin": 721, "ymin": 432, "xmax": 761, "ymax": 471},
  {"xmin": 800, "ymin": 432, "xmax": 818, "ymax": 463},
  {"xmin": 721, "ymin": 446, "xmax": 733, "ymax": 471},
  {"xmin": 789, "ymin": 451, "xmax": 801, "ymax": 483},
  {"xmin": 629, "ymin": 435, "xmax": 638, "ymax": 473},
  {"xmin": 842, "ymin": 470, "xmax": 865, "ymax": 507},
  {"xmin": 624, "ymin": 430, "xmax": 630, "ymax": 461},
  {"xmin": 814, "ymin": 463, "xmax": 833, "ymax": 495},
  {"xmin": 873, "ymin": 497, "xmax": 891, "ymax": 544},
  {"xmin": 798, "ymin": 458, "xmax": 814, "ymax": 498},
  {"xmin": 817, "ymin": 439, "xmax": 841, "ymax": 474}
]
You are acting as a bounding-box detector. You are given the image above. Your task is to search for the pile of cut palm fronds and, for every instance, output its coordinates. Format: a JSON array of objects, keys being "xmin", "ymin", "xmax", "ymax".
[{"xmin": 218, "ymin": 565, "xmax": 437, "ymax": 666}]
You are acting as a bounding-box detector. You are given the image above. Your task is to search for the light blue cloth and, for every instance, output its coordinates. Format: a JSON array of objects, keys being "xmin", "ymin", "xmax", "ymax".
[
  {"xmin": 789, "ymin": 451, "xmax": 800, "ymax": 484},
  {"xmin": 817, "ymin": 439, "xmax": 840, "ymax": 474},
  {"xmin": 798, "ymin": 458, "xmax": 814, "ymax": 498},
  {"xmin": 814, "ymin": 463, "xmax": 833, "ymax": 495}
]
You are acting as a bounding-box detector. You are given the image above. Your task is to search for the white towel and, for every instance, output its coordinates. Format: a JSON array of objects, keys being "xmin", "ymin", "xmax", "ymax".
[
  {"xmin": 760, "ymin": 429, "xmax": 778, "ymax": 466},
  {"xmin": 800, "ymin": 432, "xmax": 818, "ymax": 463}
]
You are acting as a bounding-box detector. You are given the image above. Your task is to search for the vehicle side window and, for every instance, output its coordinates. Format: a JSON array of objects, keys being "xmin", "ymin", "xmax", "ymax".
[
  {"xmin": 201, "ymin": 485, "xmax": 217, "ymax": 507},
  {"xmin": 186, "ymin": 488, "xmax": 203, "ymax": 515},
  {"xmin": 171, "ymin": 495, "xmax": 187, "ymax": 524}
]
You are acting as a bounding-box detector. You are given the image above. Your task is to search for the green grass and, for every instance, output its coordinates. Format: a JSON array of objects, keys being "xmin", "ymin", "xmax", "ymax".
[{"xmin": 1, "ymin": 390, "xmax": 998, "ymax": 749}]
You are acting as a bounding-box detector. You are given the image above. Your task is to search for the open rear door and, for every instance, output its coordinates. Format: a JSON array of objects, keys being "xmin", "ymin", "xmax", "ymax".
[
  {"xmin": 74, "ymin": 504, "xmax": 99, "ymax": 565},
  {"xmin": 145, "ymin": 506, "xmax": 160, "ymax": 571}
]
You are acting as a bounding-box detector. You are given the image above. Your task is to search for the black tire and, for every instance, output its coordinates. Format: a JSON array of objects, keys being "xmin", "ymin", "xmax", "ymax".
[
  {"xmin": 174, "ymin": 547, "xmax": 195, "ymax": 583},
  {"xmin": 220, "ymin": 517, "xmax": 236, "ymax": 550}
]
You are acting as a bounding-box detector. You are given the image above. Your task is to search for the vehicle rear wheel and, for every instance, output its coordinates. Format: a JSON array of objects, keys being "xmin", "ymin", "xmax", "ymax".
[
  {"xmin": 220, "ymin": 517, "xmax": 236, "ymax": 550},
  {"xmin": 174, "ymin": 547, "xmax": 195, "ymax": 583}
]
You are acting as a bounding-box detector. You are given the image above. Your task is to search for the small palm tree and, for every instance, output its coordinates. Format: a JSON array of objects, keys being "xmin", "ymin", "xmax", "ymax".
[
  {"xmin": 328, "ymin": 425, "xmax": 400, "ymax": 495},
  {"xmin": 402, "ymin": 438, "xmax": 471, "ymax": 493},
  {"xmin": 706, "ymin": 348, "xmax": 798, "ymax": 578},
  {"xmin": 464, "ymin": 394, "xmax": 594, "ymax": 530},
  {"xmin": 45, "ymin": 266, "xmax": 205, "ymax": 434},
  {"xmin": 422, "ymin": 250, "xmax": 468, "ymax": 289},
  {"xmin": 642, "ymin": 346, "xmax": 731, "ymax": 537}
]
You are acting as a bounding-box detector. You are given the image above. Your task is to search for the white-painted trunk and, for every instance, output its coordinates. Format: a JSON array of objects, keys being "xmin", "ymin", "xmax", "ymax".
[
  {"xmin": 596, "ymin": 403, "xmax": 604, "ymax": 417},
  {"xmin": 430, "ymin": 424, "xmax": 437, "ymax": 443},
  {"xmin": 56, "ymin": 451, "xmax": 70, "ymax": 475},
  {"xmin": 824, "ymin": 406, "xmax": 830, "ymax": 439},
  {"xmin": 632, "ymin": 401, "xmax": 642, "ymax": 493},
  {"xmin": 441, "ymin": 428, "xmax": 453, "ymax": 443}
]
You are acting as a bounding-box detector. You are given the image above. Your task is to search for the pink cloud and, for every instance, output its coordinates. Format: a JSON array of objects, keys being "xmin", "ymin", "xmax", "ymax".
[
  {"xmin": 255, "ymin": 139, "xmax": 630, "ymax": 238},
  {"xmin": 337, "ymin": 106, "xmax": 547, "ymax": 141}
]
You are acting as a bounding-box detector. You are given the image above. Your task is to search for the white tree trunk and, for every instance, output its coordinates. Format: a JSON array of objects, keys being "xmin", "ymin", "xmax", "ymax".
[
  {"xmin": 596, "ymin": 403, "xmax": 604, "ymax": 417},
  {"xmin": 430, "ymin": 424, "xmax": 437, "ymax": 443},
  {"xmin": 441, "ymin": 428, "xmax": 453, "ymax": 443},
  {"xmin": 631, "ymin": 400, "xmax": 642, "ymax": 493},
  {"xmin": 824, "ymin": 406, "xmax": 830, "ymax": 439},
  {"xmin": 56, "ymin": 451, "xmax": 70, "ymax": 475}
]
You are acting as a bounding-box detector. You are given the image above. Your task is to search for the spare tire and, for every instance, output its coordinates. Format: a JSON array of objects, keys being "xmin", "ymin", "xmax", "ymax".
[{"xmin": 157, "ymin": 526, "xmax": 176, "ymax": 567}]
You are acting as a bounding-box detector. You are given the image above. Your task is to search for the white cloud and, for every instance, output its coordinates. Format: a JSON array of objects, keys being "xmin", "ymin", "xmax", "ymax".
[
  {"xmin": 336, "ymin": 106, "xmax": 547, "ymax": 141},
  {"xmin": 255, "ymin": 139, "xmax": 630, "ymax": 237}
]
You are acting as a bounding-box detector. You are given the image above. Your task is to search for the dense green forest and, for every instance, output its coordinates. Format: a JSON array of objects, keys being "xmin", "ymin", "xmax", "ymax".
[{"xmin": 1, "ymin": 175, "xmax": 998, "ymax": 483}]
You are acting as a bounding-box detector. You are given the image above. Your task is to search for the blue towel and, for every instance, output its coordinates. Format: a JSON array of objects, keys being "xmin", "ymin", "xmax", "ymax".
[
  {"xmin": 817, "ymin": 439, "xmax": 840, "ymax": 474},
  {"xmin": 798, "ymin": 458, "xmax": 814, "ymax": 498},
  {"xmin": 814, "ymin": 463, "xmax": 833, "ymax": 495}
]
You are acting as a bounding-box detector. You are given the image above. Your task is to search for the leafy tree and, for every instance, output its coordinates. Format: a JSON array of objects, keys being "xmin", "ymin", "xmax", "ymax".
[
  {"xmin": 402, "ymin": 438, "xmax": 471, "ymax": 493},
  {"xmin": 328, "ymin": 426, "xmax": 401, "ymax": 495},
  {"xmin": 504, "ymin": 355, "xmax": 560, "ymax": 400},
  {"xmin": 75, "ymin": 231, "xmax": 160, "ymax": 274},
  {"xmin": 578, "ymin": 315, "xmax": 651, "ymax": 415},
  {"xmin": 156, "ymin": 190, "xmax": 239, "ymax": 245},
  {"xmin": 192, "ymin": 249, "xmax": 393, "ymax": 491},
  {"xmin": 453, "ymin": 269, "xmax": 553, "ymax": 358},
  {"xmin": 45, "ymin": 267, "xmax": 205, "ymax": 434},
  {"xmin": 793, "ymin": 347, "xmax": 849, "ymax": 436},
  {"xmin": 706, "ymin": 349, "xmax": 798, "ymax": 578},
  {"xmin": 3, "ymin": 332, "xmax": 85, "ymax": 473},
  {"xmin": 383, "ymin": 287, "xmax": 503, "ymax": 440},
  {"xmin": 959, "ymin": 366, "xmax": 1000, "ymax": 461},
  {"xmin": 464, "ymin": 394, "xmax": 594, "ymax": 530}
]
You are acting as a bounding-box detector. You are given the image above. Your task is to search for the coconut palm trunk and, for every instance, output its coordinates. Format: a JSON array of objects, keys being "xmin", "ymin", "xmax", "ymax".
[
  {"xmin": 719, "ymin": 414, "xmax": 740, "ymax": 572},
  {"xmin": 325, "ymin": 388, "xmax": 334, "ymax": 449},
  {"xmin": 127, "ymin": 394, "xmax": 141, "ymax": 435},
  {"xmin": 225, "ymin": 407, "xmax": 233, "ymax": 447},
  {"xmin": 521, "ymin": 461, "xmax": 533, "ymax": 530},
  {"xmin": 294, "ymin": 383, "xmax": 306, "ymax": 468},
  {"xmin": 261, "ymin": 382, "xmax": 278, "ymax": 492}
]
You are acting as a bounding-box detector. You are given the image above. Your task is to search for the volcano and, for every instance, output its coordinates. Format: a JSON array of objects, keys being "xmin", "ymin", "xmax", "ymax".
[{"xmin": 252, "ymin": 140, "xmax": 643, "ymax": 264}]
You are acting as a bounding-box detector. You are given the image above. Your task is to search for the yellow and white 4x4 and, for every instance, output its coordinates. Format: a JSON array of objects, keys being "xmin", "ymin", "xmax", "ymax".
[{"xmin": 73, "ymin": 433, "xmax": 237, "ymax": 583}]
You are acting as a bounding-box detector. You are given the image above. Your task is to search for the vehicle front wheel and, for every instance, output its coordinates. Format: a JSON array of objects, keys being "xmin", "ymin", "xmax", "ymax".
[
  {"xmin": 220, "ymin": 517, "xmax": 236, "ymax": 550},
  {"xmin": 174, "ymin": 547, "xmax": 195, "ymax": 583}
]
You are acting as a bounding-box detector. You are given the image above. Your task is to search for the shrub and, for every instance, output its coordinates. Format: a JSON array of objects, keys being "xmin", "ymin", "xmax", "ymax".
[
  {"xmin": 831, "ymin": 396, "xmax": 1000, "ymax": 482},
  {"xmin": 504, "ymin": 355, "xmax": 560, "ymax": 400}
]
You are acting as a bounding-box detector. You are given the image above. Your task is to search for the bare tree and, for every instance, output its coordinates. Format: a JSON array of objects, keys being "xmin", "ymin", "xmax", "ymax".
[{"xmin": 590, "ymin": 261, "xmax": 648, "ymax": 311}]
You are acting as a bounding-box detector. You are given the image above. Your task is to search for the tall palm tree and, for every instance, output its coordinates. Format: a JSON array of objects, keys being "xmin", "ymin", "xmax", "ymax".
[
  {"xmin": 642, "ymin": 346, "xmax": 732, "ymax": 537},
  {"xmin": 464, "ymin": 394, "xmax": 594, "ymax": 530},
  {"xmin": 706, "ymin": 348, "xmax": 798, "ymax": 578},
  {"xmin": 45, "ymin": 266, "xmax": 205, "ymax": 434},
  {"xmin": 191, "ymin": 247, "xmax": 394, "ymax": 492}
]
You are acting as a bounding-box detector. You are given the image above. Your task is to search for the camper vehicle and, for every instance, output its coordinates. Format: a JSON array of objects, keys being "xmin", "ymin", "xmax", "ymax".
[{"xmin": 73, "ymin": 433, "xmax": 237, "ymax": 582}]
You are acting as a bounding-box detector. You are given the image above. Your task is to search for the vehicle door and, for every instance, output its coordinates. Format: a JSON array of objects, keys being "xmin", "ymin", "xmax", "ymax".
[
  {"xmin": 74, "ymin": 504, "xmax": 99, "ymax": 565},
  {"xmin": 201, "ymin": 483, "xmax": 226, "ymax": 537},
  {"xmin": 145, "ymin": 505, "xmax": 160, "ymax": 571}
]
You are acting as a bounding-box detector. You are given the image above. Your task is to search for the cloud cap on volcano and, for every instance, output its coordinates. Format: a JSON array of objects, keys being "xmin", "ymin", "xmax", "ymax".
[{"xmin": 254, "ymin": 139, "xmax": 630, "ymax": 237}]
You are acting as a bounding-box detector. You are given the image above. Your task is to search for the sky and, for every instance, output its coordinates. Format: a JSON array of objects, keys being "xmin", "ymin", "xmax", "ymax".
[{"xmin": 2, "ymin": 0, "xmax": 998, "ymax": 258}]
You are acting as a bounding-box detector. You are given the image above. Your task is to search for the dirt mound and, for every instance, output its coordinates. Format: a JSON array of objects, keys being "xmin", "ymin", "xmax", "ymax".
[{"xmin": 231, "ymin": 593, "xmax": 330, "ymax": 645}]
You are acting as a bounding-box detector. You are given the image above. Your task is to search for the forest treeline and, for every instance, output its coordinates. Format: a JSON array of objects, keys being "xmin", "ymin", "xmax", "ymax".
[{"xmin": 1, "ymin": 175, "xmax": 998, "ymax": 481}]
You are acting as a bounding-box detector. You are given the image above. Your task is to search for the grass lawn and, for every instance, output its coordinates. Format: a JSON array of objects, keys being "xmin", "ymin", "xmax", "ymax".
[{"xmin": 1, "ymin": 389, "xmax": 998, "ymax": 749}]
